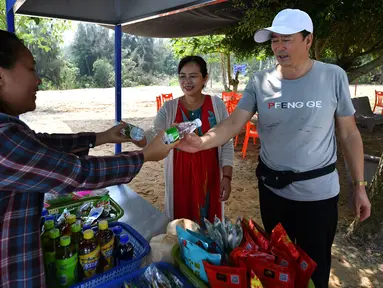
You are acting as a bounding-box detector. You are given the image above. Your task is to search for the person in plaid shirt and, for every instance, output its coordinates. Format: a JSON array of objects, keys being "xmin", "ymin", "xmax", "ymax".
[{"xmin": 0, "ymin": 30, "xmax": 176, "ymax": 288}]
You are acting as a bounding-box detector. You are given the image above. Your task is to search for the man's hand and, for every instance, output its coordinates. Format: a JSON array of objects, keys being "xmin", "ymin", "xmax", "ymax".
[
  {"xmin": 220, "ymin": 177, "xmax": 232, "ymax": 201},
  {"xmin": 353, "ymin": 186, "xmax": 371, "ymax": 221},
  {"xmin": 143, "ymin": 131, "xmax": 177, "ymax": 162},
  {"xmin": 177, "ymin": 133, "xmax": 203, "ymax": 153},
  {"xmin": 96, "ymin": 122, "xmax": 132, "ymax": 146}
]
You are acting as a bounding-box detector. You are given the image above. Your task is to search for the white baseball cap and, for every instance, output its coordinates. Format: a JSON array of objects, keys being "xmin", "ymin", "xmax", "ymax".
[{"xmin": 254, "ymin": 9, "xmax": 313, "ymax": 43}]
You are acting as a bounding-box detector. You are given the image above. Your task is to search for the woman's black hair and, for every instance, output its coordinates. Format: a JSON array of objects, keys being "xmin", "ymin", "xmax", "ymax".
[
  {"xmin": 0, "ymin": 30, "xmax": 24, "ymax": 69},
  {"xmin": 178, "ymin": 56, "xmax": 208, "ymax": 78}
]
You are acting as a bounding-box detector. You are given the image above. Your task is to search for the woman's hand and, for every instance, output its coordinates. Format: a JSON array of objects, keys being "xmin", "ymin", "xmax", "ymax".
[{"xmin": 220, "ymin": 177, "xmax": 232, "ymax": 201}]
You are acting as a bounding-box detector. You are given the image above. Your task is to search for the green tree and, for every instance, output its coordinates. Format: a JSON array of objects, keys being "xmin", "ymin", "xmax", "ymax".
[
  {"xmin": 171, "ymin": 35, "xmax": 241, "ymax": 92},
  {"xmin": 225, "ymin": 0, "xmax": 383, "ymax": 82},
  {"xmin": 93, "ymin": 58, "xmax": 114, "ymax": 88}
]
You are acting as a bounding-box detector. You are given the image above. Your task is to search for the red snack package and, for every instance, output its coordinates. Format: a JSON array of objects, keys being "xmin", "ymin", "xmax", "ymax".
[
  {"xmin": 250, "ymin": 270, "xmax": 264, "ymax": 288},
  {"xmin": 248, "ymin": 218, "xmax": 271, "ymax": 251},
  {"xmin": 204, "ymin": 260, "xmax": 248, "ymax": 288},
  {"xmin": 241, "ymin": 222, "xmax": 260, "ymax": 253},
  {"xmin": 270, "ymin": 223, "xmax": 299, "ymax": 261},
  {"xmin": 230, "ymin": 246, "xmax": 251, "ymax": 268},
  {"xmin": 295, "ymin": 246, "xmax": 317, "ymax": 288},
  {"xmin": 248, "ymin": 257, "xmax": 295, "ymax": 288},
  {"xmin": 248, "ymin": 251, "xmax": 276, "ymax": 263},
  {"xmin": 271, "ymin": 247, "xmax": 297, "ymax": 270}
]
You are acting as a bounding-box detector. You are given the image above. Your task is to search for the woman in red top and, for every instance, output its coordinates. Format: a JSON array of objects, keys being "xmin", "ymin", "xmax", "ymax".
[{"xmin": 135, "ymin": 56, "xmax": 234, "ymax": 226}]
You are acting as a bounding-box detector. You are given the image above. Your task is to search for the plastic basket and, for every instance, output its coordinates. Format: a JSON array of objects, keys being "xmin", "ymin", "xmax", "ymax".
[
  {"xmin": 95, "ymin": 262, "xmax": 193, "ymax": 288},
  {"xmin": 46, "ymin": 196, "xmax": 124, "ymax": 225},
  {"xmin": 172, "ymin": 243, "xmax": 209, "ymax": 288},
  {"xmin": 71, "ymin": 222, "xmax": 150, "ymax": 288}
]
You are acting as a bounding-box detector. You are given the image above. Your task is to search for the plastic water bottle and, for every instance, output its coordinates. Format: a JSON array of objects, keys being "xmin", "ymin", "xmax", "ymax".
[
  {"xmin": 120, "ymin": 123, "xmax": 145, "ymax": 141},
  {"xmin": 163, "ymin": 118, "xmax": 202, "ymax": 144}
]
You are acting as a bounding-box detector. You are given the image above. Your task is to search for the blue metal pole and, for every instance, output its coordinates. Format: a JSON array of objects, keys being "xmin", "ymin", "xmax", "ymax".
[
  {"xmin": 114, "ymin": 25, "xmax": 122, "ymax": 154},
  {"xmin": 6, "ymin": 0, "xmax": 16, "ymax": 33}
]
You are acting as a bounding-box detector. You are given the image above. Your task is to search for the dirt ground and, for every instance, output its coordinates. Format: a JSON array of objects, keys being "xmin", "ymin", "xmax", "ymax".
[{"xmin": 21, "ymin": 84, "xmax": 383, "ymax": 287}]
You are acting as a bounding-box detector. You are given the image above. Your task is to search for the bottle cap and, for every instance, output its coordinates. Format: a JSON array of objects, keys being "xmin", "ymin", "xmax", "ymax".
[
  {"xmin": 83, "ymin": 229, "xmax": 95, "ymax": 240},
  {"xmin": 67, "ymin": 214, "xmax": 76, "ymax": 224},
  {"xmin": 119, "ymin": 233, "xmax": 130, "ymax": 244},
  {"xmin": 45, "ymin": 215, "xmax": 55, "ymax": 222},
  {"xmin": 71, "ymin": 223, "xmax": 81, "ymax": 233},
  {"xmin": 194, "ymin": 118, "xmax": 202, "ymax": 128},
  {"xmin": 82, "ymin": 224, "xmax": 91, "ymax": 231},
  {"xmin": 98, "ymin": 220, "xmax": 108, "ymax": 230},
  {"xmin": 44, "ymin": 220, "xmax": 54, "ymax": 230},
  {"xmin": 113, "ymin": 225, "xmax": 122, "ymax": 235},
  {"xmin": 49, "ymin": 228, "xmax": 60, "ymax": 239},
  {"xmin": 41, "ymin": 208, "xmax": 48, "ymax": 217},
  {"xmin": 60, "ymin": 236, "xmax": 71, "ymax": 246}
]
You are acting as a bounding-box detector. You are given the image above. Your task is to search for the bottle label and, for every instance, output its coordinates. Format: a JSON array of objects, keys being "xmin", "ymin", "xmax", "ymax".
[
  {"xmin": 79, "ymin": 246, "xmax": 100, "ymax": 279},
  {"xmin": 100, "ymin": 237, "xmax": 114, "ymax": 271},
  {"xmin": 164, "ymin": 127, "xmax": 179, "ymax": 144},
  {"xmin": 56, "ymin": 253, "xmax": 78, "ymax": 287}
]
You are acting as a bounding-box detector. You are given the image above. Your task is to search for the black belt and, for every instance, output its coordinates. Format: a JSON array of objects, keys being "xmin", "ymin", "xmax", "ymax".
[{"xmin": 256, "ymin": 157, "xmax": 336, "ymax": 189}]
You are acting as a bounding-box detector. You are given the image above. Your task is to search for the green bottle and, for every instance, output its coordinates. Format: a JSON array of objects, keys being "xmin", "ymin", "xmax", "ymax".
[
  {"xmin": 55, "ymin": 236, "xmax": 78, "ymax": 287},
  {"xmin": 71, "ymin": 223, "xmax": 82, "ymax": 252},
  {"xmin": 41, "ymin": 220, "xmax": 55, "ymax": 248},
  {"xmin": 44, "ymin": 228, "xmax": 60, "ymax": 287}
]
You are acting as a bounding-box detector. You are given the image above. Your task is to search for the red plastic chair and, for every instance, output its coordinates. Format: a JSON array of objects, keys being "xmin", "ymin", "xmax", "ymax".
[
  {"xmin": 227, "ymin": 99, "xmax": 240, "ymax": 114},
  {"xmin": 373, "ymin": 90, "xmax": 383, "ymax": 114},
  {"xmin": 161, "ymin": 93, "xmax": 173, "ymax": 103},
  {"xmin": 222, "ymin": 91, "xmax": 234, "ymax": 102},
  {"xmin": 156, "ymin": 95, "xmax": 162, "ymax": 112},
  {"xmin": 233, "ymin": 93, "xmax": 243, "ymax": 100},
  {"xmin": 239, "ymin": 122, "xmax": 259, "ymax": 159}
]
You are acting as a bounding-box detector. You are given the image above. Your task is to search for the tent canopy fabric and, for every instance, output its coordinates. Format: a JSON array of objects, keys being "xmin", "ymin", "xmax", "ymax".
[{"xmin": 12, "ymin": 0, "xmax": 243, "ymax": 37}]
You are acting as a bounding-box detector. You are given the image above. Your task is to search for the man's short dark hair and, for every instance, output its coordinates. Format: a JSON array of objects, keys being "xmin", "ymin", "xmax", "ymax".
[
  {"xmin": 300, "ymin": 30, "xmax": 311, "ymax": 39},
  {"xmin": 0, "ymin": 30, "xmax": 24, "ymax": 69}
]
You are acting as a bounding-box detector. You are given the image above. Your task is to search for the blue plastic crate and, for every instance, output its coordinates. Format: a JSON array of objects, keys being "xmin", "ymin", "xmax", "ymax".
[
  {"xmin": 95, "ymin": 262, "xmax": 193, "ymax": 288},
  {"xmin": 71, "ymin": 222, "xmax": 150, "ymax": 288}
]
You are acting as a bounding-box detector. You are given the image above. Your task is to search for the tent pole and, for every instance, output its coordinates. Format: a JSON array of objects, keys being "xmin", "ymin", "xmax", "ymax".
[
  {"xmin": 6, "ymin": 0, "xmax": 15, "ymax": 33},
  {"xmin": 115, "ymin": 24, "xmax": 122, "ymax": 154}
]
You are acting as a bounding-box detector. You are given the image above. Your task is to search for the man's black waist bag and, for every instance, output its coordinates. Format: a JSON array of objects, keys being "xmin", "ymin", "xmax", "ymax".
[{"xmin": 256, "ymin": 157, "xmax": 336, "ymax": 189}]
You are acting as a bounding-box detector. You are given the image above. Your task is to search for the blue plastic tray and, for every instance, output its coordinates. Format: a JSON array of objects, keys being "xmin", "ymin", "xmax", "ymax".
[
  {"xmin": 95, "ymin": 262, "xmax": 193, "ymax": 288},
  {"xmin": 71, "ymin": 222, "xmax": 150, "ymax": 288}
]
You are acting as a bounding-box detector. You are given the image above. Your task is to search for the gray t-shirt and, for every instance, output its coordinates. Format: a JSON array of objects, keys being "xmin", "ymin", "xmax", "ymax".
[{"xmin": 237, "ymin": 60, "xmax": 355, "ymax": 201}]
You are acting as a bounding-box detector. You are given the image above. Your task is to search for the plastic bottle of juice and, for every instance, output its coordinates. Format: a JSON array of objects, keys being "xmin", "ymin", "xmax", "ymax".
[
  {"xmin": 96, "ymin": 220, "xmax": 114, "ymax": 272},
  {"xmin": 120, "ymin": 123, "xmax": 145, "ymax": 141},
  {"xmin": 163, "ymin": 118, "xmax": 202, "ymax": 144},
  {"xmin": 61, "ymin": 214, "xmax": 76, "ymax": 236},
  {"xmin": 44, "ymin": 228, "xmax": 60, "ymax": 286},
  {"xmin": 114, "ymin": 234, "xmax": 134, "ymax": 266},
  {"xmin": 71, "ymin": 223, "xmax": 82, "ymax": 252},
  {"xmin": 41, "ymin": 219, "xmax": 55, "ymax": 248},
  {"xmin": 79, "ymin": 229, "xmax": 100, "ymax": 281},
  {"xmin": 112, "ymin": 225, "xmax": 122, "ymax": 251},
  {"xmin": 55, "ymin": 236, "xmax": 78, "ymax": 287}
]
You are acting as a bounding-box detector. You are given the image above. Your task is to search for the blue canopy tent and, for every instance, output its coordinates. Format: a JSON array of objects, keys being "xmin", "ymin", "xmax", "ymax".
[{"xmin": 5, "ymin": 0, "xmax": 242, "ymax": 153}]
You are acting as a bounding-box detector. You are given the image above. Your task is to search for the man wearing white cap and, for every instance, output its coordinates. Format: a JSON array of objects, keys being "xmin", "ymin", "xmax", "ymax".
[{"xmin": 178, "ymin": 8, "xmax": 371, "ymax": 287}]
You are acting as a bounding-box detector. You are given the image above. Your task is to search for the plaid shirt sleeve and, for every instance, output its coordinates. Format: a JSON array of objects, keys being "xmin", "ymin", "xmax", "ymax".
[
  {"xmin": 0, "ymin": 121, "xmax": 144, "ymax": 194},
  {"xmin": 34, "ymin": 131, "xmax": 97, "ymax": 156}
]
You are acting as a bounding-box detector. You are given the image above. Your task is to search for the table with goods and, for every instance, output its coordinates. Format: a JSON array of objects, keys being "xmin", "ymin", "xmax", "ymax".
[{"xmin": 41, "ymin": 185, "xmax": 316, "ymax": 288}]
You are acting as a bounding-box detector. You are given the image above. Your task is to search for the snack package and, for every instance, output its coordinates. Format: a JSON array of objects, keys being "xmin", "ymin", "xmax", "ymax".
[
  {"xmin": 248, "ymin": 257, "xmax": 295, "ymax": 288},
  {"xmin": 270, "ymin": 247, "xmax": 296, "ymax": 270},
  {"xmin": 95, "ymin": 194, "xmax": 111, "ymax": 218},
  {"xmin": 295, "ymin": 246, "xmax": 317, "ymax": 288},
  {"xmin": 83, "ymin": 207, "xmax": 103, "ymax": 226},
  {"xmin": 204, "ymin": 218, "xmax": 224, "ymax": 250},
  {"xmin": 250, "ymin": 270, "xmax": 264, "ymax": 288},
  {"xmin": 270, "ymin": 223, "xmax": 299, "ymax": 261},
  {"xmin": 204, "ymin": 260, "xmax": 247, "ymax": 288},
  {"xmin": 76, "ymin": 201, "xmax": 93, "ymax": 218},
  {"xmin": 248, "ymin": 218, "xmax": 270, "ymax": 251},
  {"xmin": 56, "ymin": 208, "xmax": 70, "ymax": 226},
  {"xmin": 179, "ymin": 238, "xmax": 221, "ymax": 283},
  {"xmin": 144, "ymin": 264, "xmax": 173, "ymax": 288}
]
